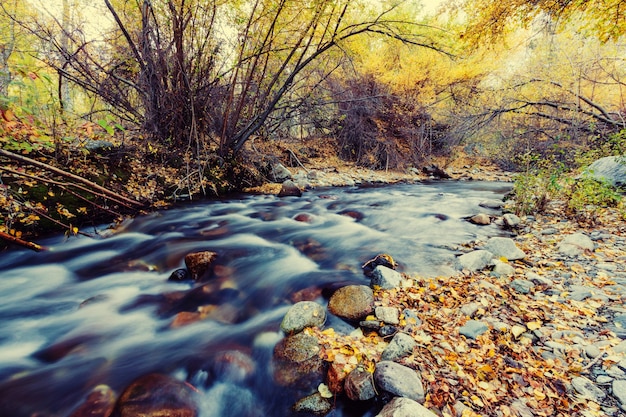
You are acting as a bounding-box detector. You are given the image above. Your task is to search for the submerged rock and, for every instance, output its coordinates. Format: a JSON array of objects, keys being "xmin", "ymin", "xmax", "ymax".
[
  {"xmin": 69, "ymin": 385, "xmax": 116, "ymax": 417},
  {"xmin": 273, "ymin": 333, "xmax": 325, "ymax": 387},
  {"xmin": 112, "ymin": 373, "xmax": 198, "ymax": 417},
  {"xmin": 293, "ymin": 392, "xmax": 332, "ymax": 415},
  {"xmin": 184, "ymin": 251, "xmax": 218, "ymax": 281}
]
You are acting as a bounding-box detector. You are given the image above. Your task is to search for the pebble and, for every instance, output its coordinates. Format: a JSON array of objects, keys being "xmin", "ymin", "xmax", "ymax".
[{"xmin": 459, "ymin": 320, "xmax": 489, "ymax": 339}]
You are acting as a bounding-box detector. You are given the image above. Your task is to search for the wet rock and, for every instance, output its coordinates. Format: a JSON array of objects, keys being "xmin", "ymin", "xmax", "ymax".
[
  {"xmin": 375, "ymin": 306, "xmax": 400, "ymax": 325},
  {"xmin": 171, "ymin": 311, "xmax": 202, "ymax": 328},
  {"xmin": 456, "ymin": 250, "xmax": 493, "ymax": 271},
  {"xmin": 479, "ymin": 199, "xmax": 504, "ymax": 209},
  {"xmin": 273, "ymin": 332, "xmax": 325, "ymax": 386},
  {"xmin": 294, "ymin": 213, "xmax": 315, "ymax": 223},
  {"xmin": 510, "ymin": 279, "xmax": 534, "ymax": 294},
  {"xmin": 571, "ymin": 376, "xmax": 606, "ymax": 402},
  {"xmin": 184, "ymin": 251, "xmax": 218, "ymax": 281},
  {"xmin": 69, "ymin": 385, "xmax": 116, "ymax": 417},
  {"xmin": 459, "ymin": 320, "xmax": 489, "ymax": 339},
  {"xmin": 278, "ymin": 180, "xmax": 302, "ymax": 197},
  {"xmin": 469, "ymin": 213, "xmax": 491, "ymax": 225},
  {"xmin": 558, "ymin": 233, "xmax": 595, "ymax": 256},
  {"xmin": 613, "ymin": 380, "xmax": 626, "ymax": 410},
  {"xmin": 112, "ymin": 373, "xmax": 198, "ymax": 417},
  {"xmin": 168, "ymin": 268, "xmax": 190, "ymax": 282},
  {"xmin": 370, "ymin": 266, "xmax": 403, "ymax": 289},
  {"xmin": 362, "ymin": 254, "xmax": 397, "ymax": 277},
  {"xmin": 483, "ymin": 237, "xmax": 525, "ymax": 260},
  {"xmin": 281, "ymin": 301, "xmax": 326, "ymax": 335},
  {"xmin": 374, "ymin": 361, "xmax": 425, "ymax": 402},
  {"xmin": 328, "ymin": 285, "xmax": 374, "ymax": 321},
  {"xmin": 381, "ymin": 332, "xmax": 417, "ymax": 361},
  {"xmin": 326, "ymin": 360, "xmax": 348, "ymax": 394},
  {"xmin": 422, "ymin": 164, "xmax": 451, "ymax": 179},
  {"xmin": 293, "ymin": 392, "xmax": 332, "ymax": 415},
  {"xmin": 345, "ymin": 367, "xmax": 376, "ymax": 401},
  {"xmin": 272, "ymin": 163, "xmax": 292, "ymax": 182},
  {"xmin": 376, "ymin": 397, "xmax": 437, "ymax": 417}
]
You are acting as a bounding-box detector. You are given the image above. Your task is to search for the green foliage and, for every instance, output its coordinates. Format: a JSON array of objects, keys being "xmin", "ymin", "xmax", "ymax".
[
  {"xmin": 511, "ymin": 152, "xmax": 564, "ymax": 215},
  {"xmin": 562, "ymin": 176, "xmax": 622, "ymax": 213}
]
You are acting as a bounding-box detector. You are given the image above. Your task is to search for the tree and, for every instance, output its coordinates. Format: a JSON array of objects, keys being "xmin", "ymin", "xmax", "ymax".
[{"xmin": 16, "ymin": 0, "xmax": 449, "ymax": 183}]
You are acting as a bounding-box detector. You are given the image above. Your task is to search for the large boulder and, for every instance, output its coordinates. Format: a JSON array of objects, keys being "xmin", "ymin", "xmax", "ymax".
[
  {"xmin": 583, "ymin": 155, "xmax": 626, "ymax": 187},
  {"xmin": 273, "ymin": 332, "xmax": 325, "ymax": 387},
  {"xmin": 483, "ymin": 237, "xmax": 525, "ymax": 261}
]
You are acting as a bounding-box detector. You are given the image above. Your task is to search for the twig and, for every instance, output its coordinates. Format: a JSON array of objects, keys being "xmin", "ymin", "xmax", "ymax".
[
  {"xmin": 286, "ymin": 149, "xmax": 309, "ymax": 173},
  {"xmin": 0, "ymin": 149, "xmax": 143, "ymax": 209},
  {"xmin": 582, "ymin": 352, "xmax": 606, "ymax": 371},
  {"xmin": 0, "ymin": 230, "xmax": 46, "ymax": 252}
]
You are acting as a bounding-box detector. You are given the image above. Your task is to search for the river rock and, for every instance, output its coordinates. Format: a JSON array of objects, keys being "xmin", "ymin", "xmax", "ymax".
[
  {"xmin": 370, "ymin": 266, "xmax": 403, "ymax": 289},
  {"xmin": 273, "ymin": 332, "xmax": 325, "ymax": 387},
  {"xmin": 583, "ymin": 155, "xmax": 626, "ymax": 187},
  {"xmin": 491, "ymin": 260, "xmax": 515, "ymax": 277},
  {"xmin": 613, "ymin": 380, "xmax": 626, "ymax": 410},
  {"xmin": 376, "ymin": 397, "xmax": 437, "ymax": 417},
  {"xmin": 558, "ymin": 233, "xmax": 595, "ymax": 256},
  {"xmin": 374, "ymin": 361, "xmax": 425, "ymax": 403},
  {"xmin": 362, "ymin": 254, "xmax": 397, "ymax": 277},
  {"xmin": 502, "ymin": 213, "xmax": 522, "ymax": 228},
  {"xmin": 459, "ymin": 320, "xmax": 489, "ymax": 339},
  {"xmin": 292, "ymin": 392, "xmax": 332, "ymax": 416},
  {"xmin": 278, "ymin": 180, "xmax": 302, "ymax": 197},
  {"xmin": 381, "ymin": 332, "xmax": 417, "ymax": 361},
  {"xmin": 483, "ymin": 237, "xmax": 525, "ymax": 260},
  {"xmin": 184, "ymin": 251, "xmax": 218, "ymax": 280},
  {"xmin": 281, "ymin": 301, "xmax": 326, "ymax": 334},
  {"xmin": 571, "ymin": 376, "xmax": 606, "ymax": 402},
  {"xmin": 272, "ymin": 163, "xmax": 293, "ymax": 182},
  {"xmin": 112, "ymin": 373, "xmax": 198, "ymax": 417},
  {"xmin": 456, "ymin": 250, "xmax": 493, "ymax": 271},
  {"xmin": 345, "ymin": 367, "xmax": 377, "ymax": 401},
  {"xmin": 469, "ymin": 213, "xmax": 491, "ymax": 225},
  {"xmin": 328, "ymin": 285, "xmax": 374, "ymax": 321},
  {"xmin": 376, "ymin": 306, "xmax": 400, "ymax": 325},
  {"xmin": 69, "ymin": 385, "xmax": 116, "ymax": 417},
  {"xmin": 205, "ymin": 350, "xmax": 256, "ymax": 384},
  {"xmin": 510, "ymin": 279, "xmax": 534, "ymax": 294},
  {"xmin": 168, "ymin": 268, "xmax": 190, "ymax": 282},
  {"xmin": 479, "ymin": 199, "xmax": 505, "ymax": 209}
]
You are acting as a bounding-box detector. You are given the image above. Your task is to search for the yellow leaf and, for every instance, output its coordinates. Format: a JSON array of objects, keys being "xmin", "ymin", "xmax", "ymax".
[
  {"xmin": 471, "ymin": 395, "xmax": 485, "ymax": 407},
  {"xmin": 318, "ymin": 383, "xmax": 333, "ymax": 398},
  {"xmin": 526, "ymin": 321, "xmax": 542, "ymax": 330},
  {"xmin": 533, "ymin": 388, "xmax": 546, "ymax": 400}
]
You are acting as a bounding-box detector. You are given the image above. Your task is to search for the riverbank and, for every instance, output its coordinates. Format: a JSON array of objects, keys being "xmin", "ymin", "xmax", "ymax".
[{"xmin": 280, "ymin": 196, "xmax": 626, "ymax": 416}]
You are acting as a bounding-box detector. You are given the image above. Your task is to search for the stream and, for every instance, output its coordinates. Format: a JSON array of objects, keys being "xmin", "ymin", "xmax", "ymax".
[{"xmin": 0, "ymin": 180, "xmax": 512, "ymax": 417}]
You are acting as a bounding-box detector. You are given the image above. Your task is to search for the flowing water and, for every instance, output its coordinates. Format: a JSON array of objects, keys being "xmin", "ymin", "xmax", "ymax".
[{"xmin": 0, "ymin": 180, "xmax": 512, "ymax": 417}]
